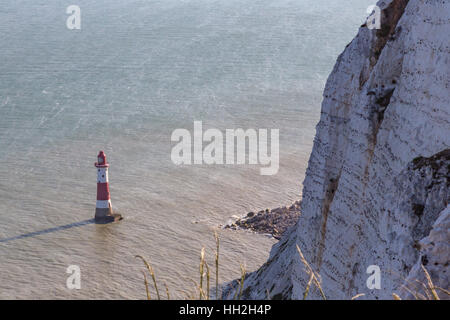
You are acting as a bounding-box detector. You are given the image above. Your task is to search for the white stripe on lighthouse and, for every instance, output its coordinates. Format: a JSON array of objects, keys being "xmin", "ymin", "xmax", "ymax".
[
  {"xmin": 96, "ymin": 200, "xmax": 112, "ymax": 209},
  {"xmin": 97, "ymin": 168, "xmax": 109, "ymax": 183}
]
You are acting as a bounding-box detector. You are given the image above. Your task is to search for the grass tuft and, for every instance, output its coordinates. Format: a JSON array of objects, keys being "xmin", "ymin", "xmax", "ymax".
[
  {"xmin": 296, "ymin": 244, "xmax": 326, "ymax": 300},
  {"xmin": 215, "ymin": 231, "xmax": 220, "ymax": 299},
  {"xmin": 136, "ymin": 234, "xmax": 448, "ymax": 301},
  {"xmin": 135, "ymin": 255, "xmax": 160, "ymax": 300}
]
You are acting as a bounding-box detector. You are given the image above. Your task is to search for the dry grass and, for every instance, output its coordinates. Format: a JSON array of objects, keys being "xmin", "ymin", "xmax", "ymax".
[
  {"xmin": 136, "ymin": 234, "xmax": 448, "ymax": 300},
  {"xmin": 296, "ymin": 244, "xmax": 326, "ymax": 300},
  {"xmin": 215, "ymin": 231, "xmax": 220, "ymax": 299},
  {"xmin": 199, "ymin": 247, "xmax": 205, "ymax": 299},
  {"xmin": 164, "ymin": 282, "xmax": 171, "ymax": 300},
  {"xmin": 421, "ymin": 265, "xmax": 440, "ymax": 300},
  {"xmin": 136, "ymin": 233, "xmax": 223, "ymax": 300},
  {"xmin": 142, "ymin": 271, "xmax": 151, "ymax": 300},
  {"xmin": 392, "ymin": 293, "xmax": 402, "ymax": 300},
  {"xmin": 392, "ymin": 264, "xmax": 450, "ymax": 300},
  {"xmin": 135, "ymin": 254, "xmax": 160, "ymax": 300},
  {"xmin": 232, "ymin": 263, "xmax": 246, "ymax": 300},
  {"xmin": 351, "ymin": 293, "xmax": 365, "ymax": 300},
  {"xmin": 296, "ymin": 243, "xmax": 448, "ymax": 301}
]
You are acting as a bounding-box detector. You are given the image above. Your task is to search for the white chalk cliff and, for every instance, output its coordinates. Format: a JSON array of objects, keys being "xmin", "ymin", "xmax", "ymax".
[{"xmin": 234, "ymin": 0, "xmax": 450, "ymax": 299}]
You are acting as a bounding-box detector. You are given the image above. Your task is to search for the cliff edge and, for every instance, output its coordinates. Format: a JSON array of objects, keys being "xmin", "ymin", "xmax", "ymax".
[{"xmin": 230, "ymin": 0, "xmax": 450, "ymax": 299}]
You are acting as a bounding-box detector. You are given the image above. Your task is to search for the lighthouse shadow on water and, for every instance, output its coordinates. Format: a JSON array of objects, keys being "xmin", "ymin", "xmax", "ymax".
[{"xmin": 0, "ymin": 219, "xmax": 96, "ymax": 243}]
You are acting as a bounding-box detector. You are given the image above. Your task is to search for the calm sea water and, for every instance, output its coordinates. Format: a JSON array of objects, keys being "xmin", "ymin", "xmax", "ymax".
[{"xmin": 0, "ymin": 0, "xmax": 373, "ymax": 299}]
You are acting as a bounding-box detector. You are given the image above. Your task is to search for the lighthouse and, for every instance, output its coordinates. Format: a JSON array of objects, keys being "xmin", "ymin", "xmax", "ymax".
[{"xmin": 94, "ymin": 151, "xmax": 122, "ymax": 223}]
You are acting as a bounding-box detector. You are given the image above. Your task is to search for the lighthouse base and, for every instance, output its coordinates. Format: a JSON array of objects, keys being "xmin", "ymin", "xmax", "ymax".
[{"xmin": 95, "ymin": 208, "xmax": 123, "ymax": 224}]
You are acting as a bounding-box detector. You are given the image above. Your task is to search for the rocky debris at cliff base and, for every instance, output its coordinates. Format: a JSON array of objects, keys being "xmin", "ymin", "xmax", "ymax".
[{"xmin": 223, "ymin": 201, "xmax": 301, "ymax": 240}]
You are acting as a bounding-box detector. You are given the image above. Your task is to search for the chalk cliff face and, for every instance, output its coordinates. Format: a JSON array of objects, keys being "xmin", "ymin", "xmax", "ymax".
[{"xmin": 237, "ymin": 0, "xmax": 450, "ymax": 299}]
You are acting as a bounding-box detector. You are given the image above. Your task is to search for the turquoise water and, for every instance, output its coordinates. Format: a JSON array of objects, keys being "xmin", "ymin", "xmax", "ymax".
[{"xmin": 0, "ymin": 0, "xmax": 373, "ymax": 298}]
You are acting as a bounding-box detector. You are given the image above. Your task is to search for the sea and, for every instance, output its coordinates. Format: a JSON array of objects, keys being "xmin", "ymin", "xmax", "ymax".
[{"xmin": 0, "ymin": 0, "xmax": 373, "ymax": 299}]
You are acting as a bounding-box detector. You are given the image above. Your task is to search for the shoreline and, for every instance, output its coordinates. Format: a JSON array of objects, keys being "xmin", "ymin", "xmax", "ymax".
[{"xmin": 222, "ymin": 201, "xmax": 301, "ymax": 240}]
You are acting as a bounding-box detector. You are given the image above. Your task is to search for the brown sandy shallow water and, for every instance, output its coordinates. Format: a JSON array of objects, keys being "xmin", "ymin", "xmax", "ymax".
[{"xmin": 0, "ymin": 0, "xmax": 374, "ymax": 299}]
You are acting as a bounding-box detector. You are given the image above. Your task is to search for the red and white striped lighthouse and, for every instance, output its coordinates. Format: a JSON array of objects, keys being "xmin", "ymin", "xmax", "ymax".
[{"xmin": 94, "ymin": 151, "xmax": 122, "ymax": 223}]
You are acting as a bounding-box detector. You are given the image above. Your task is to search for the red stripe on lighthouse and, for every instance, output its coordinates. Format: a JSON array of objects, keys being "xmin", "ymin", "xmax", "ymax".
[{"xmin": 97, "ymin": 183, "xmax": 110, "ymax": 201}]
